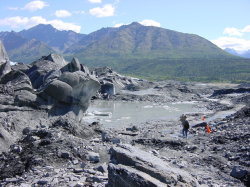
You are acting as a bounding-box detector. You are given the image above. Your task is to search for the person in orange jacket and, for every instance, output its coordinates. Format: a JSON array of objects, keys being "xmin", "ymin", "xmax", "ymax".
[
  {"xmin": 205, "ymin": 123, "xmax": 212, "ymax": 133},
  {"xmin": 202, "ymin": 115, "xmax": 212, "ymax": 133}
]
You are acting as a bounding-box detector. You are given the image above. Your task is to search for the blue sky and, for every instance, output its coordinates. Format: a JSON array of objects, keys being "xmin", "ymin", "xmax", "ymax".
[{"xmin": 0, "ymin": 0, "xmax": 250, "ymax": 52}]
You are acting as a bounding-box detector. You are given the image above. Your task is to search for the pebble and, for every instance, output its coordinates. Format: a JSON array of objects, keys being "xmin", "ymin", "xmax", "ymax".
[
  {"xmin": 37, "ymin": 180, "xmax": 48, "ymax": 185},
  {"xmin": 73, "ymin": 168, "xmax": 84, "ymax": 173},
  {"xmin": 72, "ymin": 159, "xmax": 79, "ymax": 165},
  {"xmin": 59, "ymin": 151, "xmax": 71, "ymax": 159},
  {"xmin": 86, "ymin": 152, "xmax": 100, "ymax": 163},
  {"xmin": 151, "ymin": 149, "xmax": 159, "ymax": 155}
]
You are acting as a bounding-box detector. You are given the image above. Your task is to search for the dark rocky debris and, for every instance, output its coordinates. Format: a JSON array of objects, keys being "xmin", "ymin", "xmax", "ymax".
[{"xmin": 0, "ymin": 40, "xmax": 249, "ymax": 186}]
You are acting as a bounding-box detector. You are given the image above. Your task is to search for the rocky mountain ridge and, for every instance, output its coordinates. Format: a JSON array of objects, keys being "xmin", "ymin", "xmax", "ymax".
[
  {"xmin": 1, "ymin": 22, "xmax": 233, "ymax": 61},
  {"xmin": 19, "ymin": 24, "xmax": 86, "ymax": 53},
  {"xmin": 1, "ymin": 23, "xmax": 250, "ymax": 82},
  {"xmin": 0, "ymin": 31, "xmax": 54, "ymax": 63}
]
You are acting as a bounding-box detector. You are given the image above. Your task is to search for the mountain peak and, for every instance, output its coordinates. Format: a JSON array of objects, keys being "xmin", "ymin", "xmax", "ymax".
[
  {"xmin": 123, "ymin": 22, "xmax": 142, "ymax": 29},
  {"xmin": 27, "ymin": 24, "xmax": 56, "ymax": 32},
  {"xmin": 19, "ymin": 24, "xmax": 85, "ymax": 53},
  {"xmin": 130, "ymin": 22, "xmax": 142, "ymax": 26}
]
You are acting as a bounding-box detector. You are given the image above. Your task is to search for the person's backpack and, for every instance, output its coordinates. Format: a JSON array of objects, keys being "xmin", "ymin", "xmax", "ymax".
[{"xmin": 184, "ymin": 120, "xmax": 189, "ymax": 129}]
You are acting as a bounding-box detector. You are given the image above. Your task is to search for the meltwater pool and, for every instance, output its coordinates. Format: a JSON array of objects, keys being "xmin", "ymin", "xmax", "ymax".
[{"xmin": 83, "ymin": 100, "xmax": 204, "ymax": 128}]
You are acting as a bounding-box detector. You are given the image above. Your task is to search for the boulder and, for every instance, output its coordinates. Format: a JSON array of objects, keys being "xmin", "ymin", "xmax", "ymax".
[
  {"xmin": 0, "ymin": 70, "xmax": 47, "ymax": 109},
  {"xmin": 0, "ymin": 40, "xmax": 11, "ymax": 78},
  {"xmin": 42, "ymin": 71, "xmax": 100, "ymax": 117},
  {"xmin": 93, "ymin": 66, "xmax": 148, "ymax": 95},
  {"xmin": 26, "ymin": 54, "xmax": 101, "ymax": 117},
  {"xmin": 14, "ymin": 90, "xmax": 37, "ymax": 107},
  {"xmin": 44, "ymin": 53, "xmax": 68, "ymax": 67},
  {"xmin": 0, "ymin": 62, "xmax": 11, "ymax": 79},
  {"xmin": 230, "ymin": 166, "xmax": 248, "ymax": 180},
  {"xmin": 102, "ymin": 131, "xmax": 112, "ymax": 142},
  {"xmin": 43, "ymin": 79, "xmax": 73, "ymax": 104},
  {"xmin": 86, "ymin": 152, "xmax": 100, "ymax": 163},
  {"xmin": 58, "ymin": 72, "xmax": 80, "ymax": 87},
  {"xmin": 27, "ymin": 67, "xmax": 47, "ymax": 89},
  {"xmin": 27, "ymin": 54, "xmax": 68, "ymax": 89},
  {"xmin": 108, "ymin": 163, "xmax": 167, "ymax": 187},
  {"xmin": 96, "ymin": 163, "xmax": 108, "ymax": 173},
  {"xmin": 0, "ymin": 40, "xmax": 9, "ymax": 63},
  {"xmin": 81, "ymin": 64, "xmax": 90, "ymax": 75},
  {"xmin": 0, "ymin": 70, "xmax": 33, "ymax": 92},
  {"xmin": 58, "ymin": 150, "xmax": 71, "ymax": 159},
  {"xmin": 100, "ymin": 82, "xmax": 115, "ymax": 95},
  {"xmin": 11, "ymin": 63, "xmax": 31, "ymax": 73},
  {"xmin": 192, "ymin": 122, "xmax": 207, "ymax": 128},
  {"xmin": 61, "ymin": 57, "xmax": 81, "ymax": 73},
  {"xmin": 43, "ymin": 70, "xmax": 62, "ymax": 86},
  {"xmin": 108, "ymin": 144, "xmax": 198, "ymax": 186}
]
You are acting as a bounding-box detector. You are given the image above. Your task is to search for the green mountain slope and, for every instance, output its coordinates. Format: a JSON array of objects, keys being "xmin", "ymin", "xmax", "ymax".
[
  {"xmin": 0, "ymin": 31, "xmax": 54, "ymax": 63},
  {"xmin": 19, "ymin": 24, "xmax": 86, "ymax": 53},
  {"xmin": 0, "ymin": 22, "xmax": 249, "ymax": 82},
  {"xmin": 0, "ymin": 31, "xmax": 28, "ymax": 51},
  {"xmin": 64, "ymin": 22, "xmax": 249, "ymax": 82},
  {"xmin": 8, "ymin": 39, "xmax": 54, "ymax": 63},
  {"xmin": 67, "ymin": 22, "xmax": 232, "ymax": 58}
]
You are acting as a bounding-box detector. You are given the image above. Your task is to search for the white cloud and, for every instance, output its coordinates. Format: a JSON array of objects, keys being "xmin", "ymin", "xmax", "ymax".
[
  {"xmin": 0, "ymin": 16, "xmax": 29, "ymax": 28},
  {"xmin": 223, "ymin": 27, "xmax": 243, "ymax": 36},
  {"xmin": 113, "ymin": 23, "xmax": 126, "ymax": 28},
  {"xmin": 23, "ymin": 0, "xmax": 48, "ymax": 11},
  {"xmin": 88, "ymin": 0, "xmax": 102, "ymax": 3},
  {"xmin": 0, "ymin": 16, "xmax": 81, "ymax": 33},
  {"xmin": 223, "ymin": 25, "xmax": 250, "ymax": 37},
  {"xmin": 139, "ymin": 20, "xmax": 161, "ymax": 27},
  {"xmin": 89, "ymin": 4, "xmax": 115, "ymax": 17},
  {"xmin": 242, "ymin": 25, "xmax": 250, "ymax": 33},
  {"xmin": 212, "ymin": 37, "xmax": 250, "ymax": 52},
  {"xmin": 55, "ymin": 10, "xmax": 72, "ymax": 18},
  {"xmin": 47, "ymin": 20, "xmax": 81, "ymax": 33},
  {"xmin": 217, "ymin": 25, "xmax": 250, "ymax": 53},
  {"xmin": 26, "ymin": 16, "xmax": 47, "ymax": 27}
]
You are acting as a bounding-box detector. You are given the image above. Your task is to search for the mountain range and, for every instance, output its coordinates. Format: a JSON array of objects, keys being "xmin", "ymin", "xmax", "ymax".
[
  {"xmin": 224, "ymin": 48, "xmax": 250, "ymax": 58},
  {"xmin": 0, "ymin": 22, "xmax": 249, "ymax": 82}
]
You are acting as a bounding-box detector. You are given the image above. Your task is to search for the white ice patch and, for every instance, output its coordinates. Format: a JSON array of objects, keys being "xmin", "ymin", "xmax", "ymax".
[
  {"xmin": 121, "ymin": 116, "xmax": 131, "ymax": 120},
  {"xmin": 143, "ymin": 105, "xmax": 153, "ymax": 108},
  {"xmin": 172, "ymin": 101, "xmax": 198, "ymax": 104},
  {"xmin": 10, "ymin": 61, "xmax": 17, "ymax": 66},
  {"xmin": 163, "ymin": 105, "xmax": 170, "ymax": 109},
  {"xmin": 84, "ymin": 112, "xmax": 95, "ymax": 116}
]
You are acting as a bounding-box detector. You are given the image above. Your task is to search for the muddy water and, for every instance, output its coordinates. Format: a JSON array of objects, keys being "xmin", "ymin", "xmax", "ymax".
[{"xmin": 83, "ymin": 100, "xmax": 205, "ymax": 128}]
